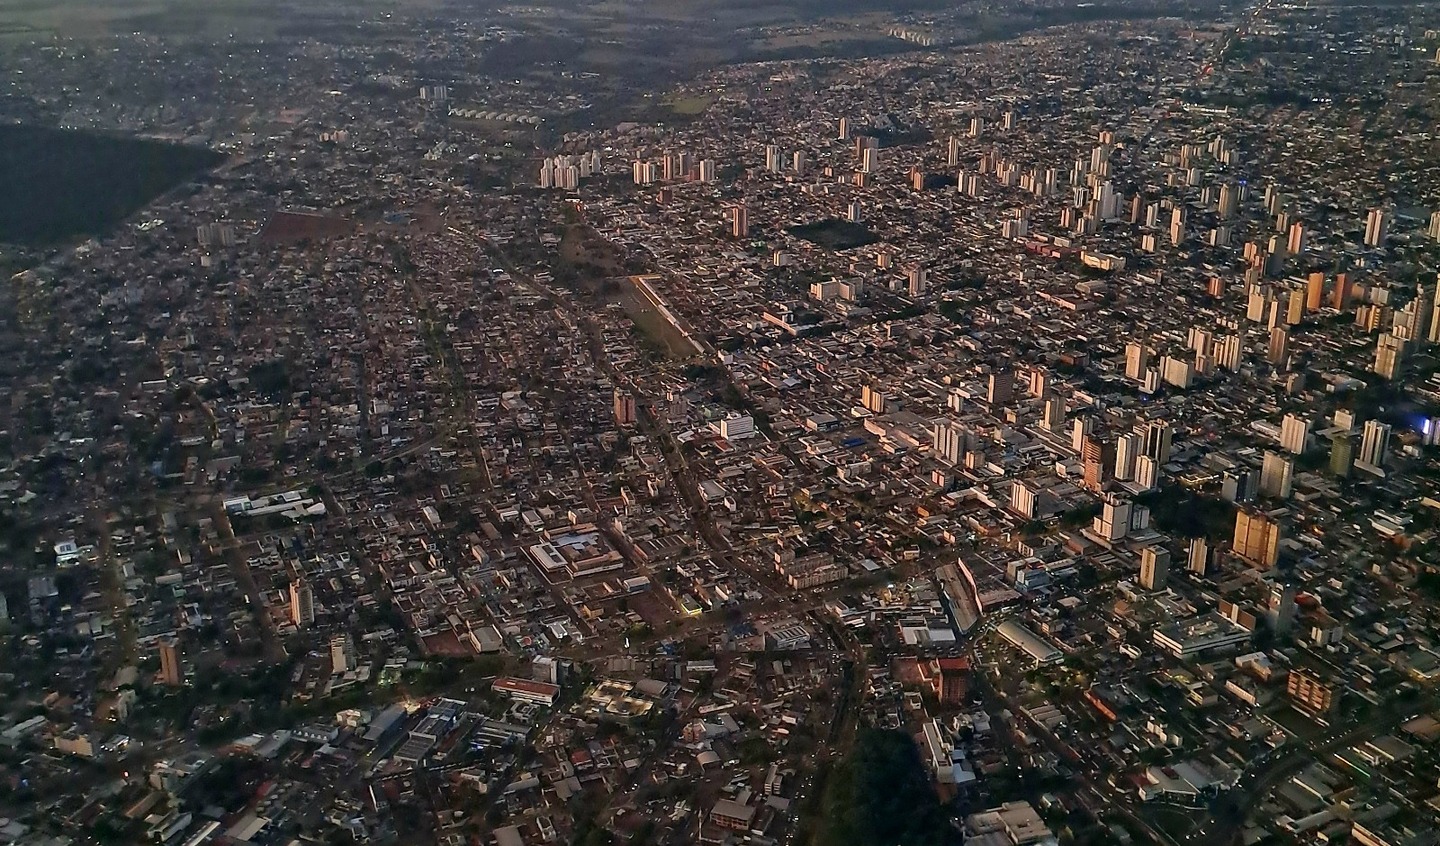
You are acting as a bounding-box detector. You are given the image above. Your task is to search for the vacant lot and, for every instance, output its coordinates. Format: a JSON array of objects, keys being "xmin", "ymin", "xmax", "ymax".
[
  {"xmin": 257, "ymin": 210, "xmax": 354, "ymax": 246},
  {"xmin": 0, "ymin": 125, "xmax": 224, "ymax": 246}
]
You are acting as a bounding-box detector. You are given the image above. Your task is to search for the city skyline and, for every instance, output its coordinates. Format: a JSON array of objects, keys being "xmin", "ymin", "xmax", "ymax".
[{"xmin": 1, "ymin": 1, "xmax": 1439, "ymax": 845}]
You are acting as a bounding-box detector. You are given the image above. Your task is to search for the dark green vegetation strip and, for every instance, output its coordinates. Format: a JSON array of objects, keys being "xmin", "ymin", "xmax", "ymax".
[
  {"xmin": 816, "ymin": 728, "xmax": 954, "ymax": 846},
  {"xmin": 0, "ymin": 125, "xmax": 224, "ymax": 245},
  {"xmin": 788, "ymin": 219, "xmax": 879, "ymax": 251}
]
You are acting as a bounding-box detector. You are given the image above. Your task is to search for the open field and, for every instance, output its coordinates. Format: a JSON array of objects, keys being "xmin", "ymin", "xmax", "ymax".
[
  {"xmin": 0, "ymin": 0, "xmax": 166, "ymax": 40},
  {"xmin": 0, "ymin": 125, "xmax": 224, "ymax": 246},
  {"xmin": 0, "ymin": 0, "xmax": 841, "ymax": 53},
  {"xmin": 663, "ymin": 94, "xmax": 714, "ymax": 116},
  {"xmin": 613, "ymin": 280, "xmax": 697, "ymax": 361},
  {"xmin": 553, "ymin": 226, "xmax": 696, "ymax": 359},
  {"xmin": 584, "ymin": 0, "xmax": 955, "ymax": 26},
  {"xmin": 750, "ymin": 28, "xmax": 877, "ymax": 51},
  {"xmin": 257, "ymin": 211, "xmax": 355, "ymax": 246},
  {"xmin": 0, "ymin": 0, "xmax": 277, "ymax": 41},
  {"xmin": 0, "ymin": 0, "xmax": 476, "ymax": 42}
]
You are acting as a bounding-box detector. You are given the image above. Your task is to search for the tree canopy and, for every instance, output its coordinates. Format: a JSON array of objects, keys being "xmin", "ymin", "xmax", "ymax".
[{"xmin": 816, "ymin": 728, "xmax": 955, "ymax": 846}]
